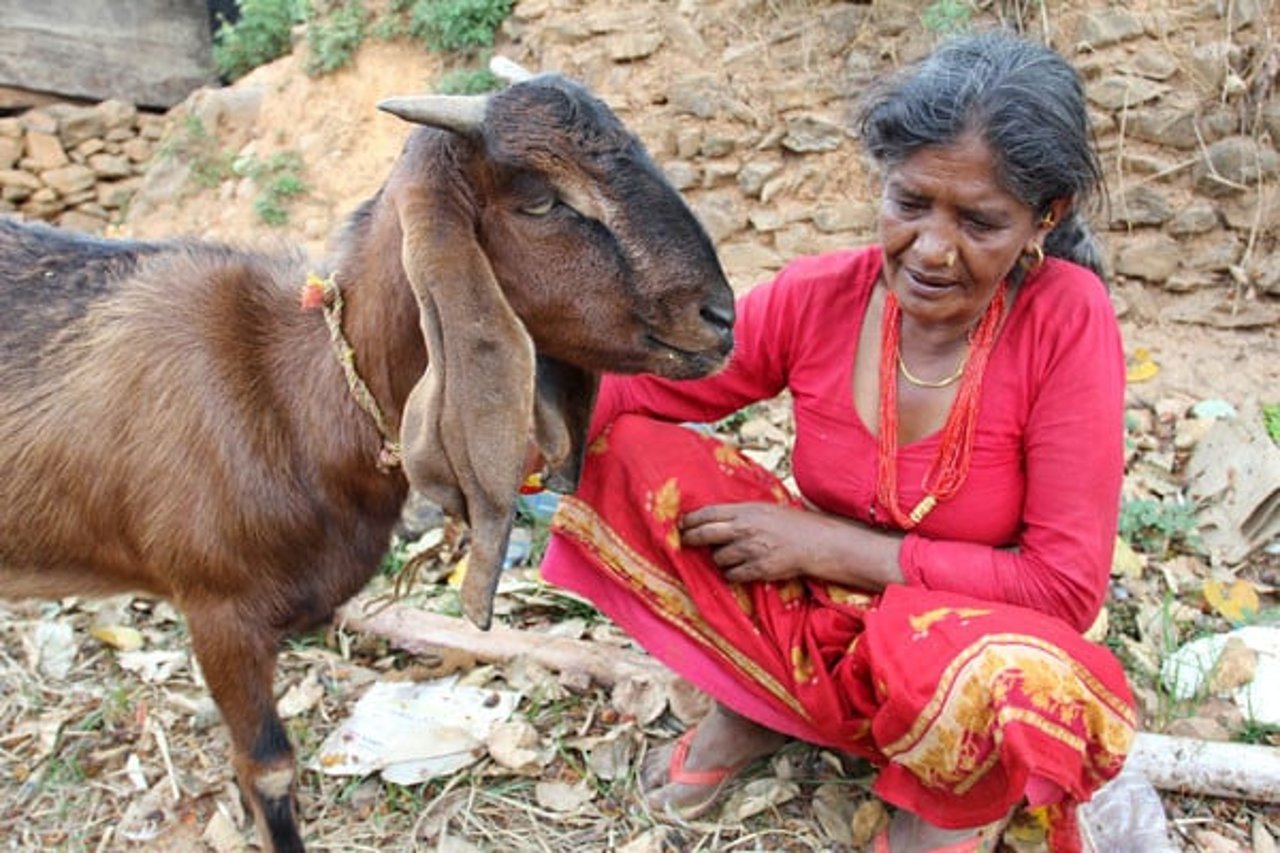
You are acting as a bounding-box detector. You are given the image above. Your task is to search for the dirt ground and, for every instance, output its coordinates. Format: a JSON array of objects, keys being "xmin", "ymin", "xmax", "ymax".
[{"xmin": 1, "ymin": 0, "xmax": 1278, "ymax": 851}]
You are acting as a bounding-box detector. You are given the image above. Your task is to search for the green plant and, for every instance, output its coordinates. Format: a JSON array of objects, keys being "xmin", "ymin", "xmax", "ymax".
[
  {"xmin": 409, "ymin": 0, "xmax": 514, "ymax": 54},
  {"xmin": 922, "ymin": 0, "xmax": 973, "ymax": 34},
  {"xmin": 157, "ymin": 115, "xmax": 236, "ymax": 189},
  {"xmin": 213, "ymin": 0, "xmax": 307, "ymax": 82},
  {"xmin": 233, "ymin": 150, "xmax": 308, "ymax": 226},
  {"xmin": 1118, "ymin": 495, "xmax": 1200, "ymax": 556},
  {"xmin": 435, "ymin": 67, "xmax": 502, "ymax": 94},
  {"xmin": 370, "ymin": 0, "xmax": 415, "ymax": 38},
  {"xmin": 1264, "ymin": 403, "xmax": 1280, "ymax": 444},
  {"xmin": 305, "ymin": 0, "xmax": 369, "ymax": 75},
  {"xmin": 1235, "ymin": 719, "xmax": 1280, "ymax": 745}
]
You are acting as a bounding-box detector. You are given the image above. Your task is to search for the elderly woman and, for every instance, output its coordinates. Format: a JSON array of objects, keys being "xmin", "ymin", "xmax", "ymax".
[{"xmin": 539, "ymin": 30, "xmax": 1135, "ymax": 851}]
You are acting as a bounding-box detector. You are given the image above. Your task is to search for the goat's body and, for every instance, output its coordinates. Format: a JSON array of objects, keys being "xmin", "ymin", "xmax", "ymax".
[
  {"xmin": 0, "ymin": 216, "xmax": 424, "ymax": 852},
  {"xmin": 0, "ymin": 71, "xmax": 734, "ymax": 852},
  {"xmin": 0, "ymin": 219, "xmax": 409, "ymax": 624}
]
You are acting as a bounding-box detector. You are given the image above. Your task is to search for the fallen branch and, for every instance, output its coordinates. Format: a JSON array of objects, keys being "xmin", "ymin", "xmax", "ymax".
[
  {"xmin": 1128, "ymin": 732, "xmax": 1280, "ymax": 803},
  {"xmin": 336, "ymin": 595, "xmax": 674, "ymax": 689},
  {"xmin": 340, "ymin": 598, "xmax": 1280, "ymax": 803}
]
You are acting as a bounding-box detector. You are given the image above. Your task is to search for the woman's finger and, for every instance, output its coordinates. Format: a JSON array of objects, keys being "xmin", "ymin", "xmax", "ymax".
[
  {"xmin": 680, "ymin": 518, "xmax": 737, "ymax": 548},
  {"xmin": 679, "ymin": 503, "xmax": 740, "ymax": 529}
]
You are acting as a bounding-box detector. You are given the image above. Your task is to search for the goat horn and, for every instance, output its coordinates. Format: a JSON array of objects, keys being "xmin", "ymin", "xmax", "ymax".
[
  {"xmin": 489, "ymin": 56, "xmax": 535, "ymax": 84},
  {"xmin": 377, "ymin": 95, "xmax": 488, "ymax": 134}
]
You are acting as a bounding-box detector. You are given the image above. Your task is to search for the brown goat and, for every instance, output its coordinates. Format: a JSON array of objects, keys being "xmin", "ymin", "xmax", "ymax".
[{"xmin": 0, "ymin": 72, "xmax": 734, "ymax": 852}]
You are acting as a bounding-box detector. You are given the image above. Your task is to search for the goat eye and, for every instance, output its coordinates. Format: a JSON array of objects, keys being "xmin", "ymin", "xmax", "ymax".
[{"xmin": 520, "ymin": 196, "xmax": 557, "ymax": 216}]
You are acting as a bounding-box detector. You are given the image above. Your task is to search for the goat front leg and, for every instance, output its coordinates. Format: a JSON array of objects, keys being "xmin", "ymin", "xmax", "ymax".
[{"xmin": 185, "ymin": 602, "xmax": 304, "ymax": 853}]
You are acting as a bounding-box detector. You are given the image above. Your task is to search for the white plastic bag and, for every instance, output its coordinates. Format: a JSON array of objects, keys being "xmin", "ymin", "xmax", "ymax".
[{"xmin": 1078, "ymin": 764, "xmax": 1177, "ymax": 853}]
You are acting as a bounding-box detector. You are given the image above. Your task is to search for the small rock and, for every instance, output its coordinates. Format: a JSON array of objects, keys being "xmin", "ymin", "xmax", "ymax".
[
  {"xmin": 1207, "ymin": 636, "xmax": 1258, "ymax": 695},
  {"xmin": 1075, "ymin": 8, "xmax": 1144, "ymax": 47},
  {"xmin": 781, "ymin": 115, "xmax": 845, "ymax": 153},
  {"xmin": 24, "ymin": 131, "xmax": 70, "ymax": 170},
  {"xmin": 1164, "ymin": 715, "xmax": 1232, "ymax": 742}
]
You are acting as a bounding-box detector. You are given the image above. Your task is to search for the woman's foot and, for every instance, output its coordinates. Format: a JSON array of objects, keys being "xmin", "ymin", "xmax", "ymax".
[
  {"xmin": 640, "ymin": 702, "xmax": 788, "ymax": 819},
  {"xmin": 873, "ymin": 809, "xmax": 1009, "ymax": 852}
]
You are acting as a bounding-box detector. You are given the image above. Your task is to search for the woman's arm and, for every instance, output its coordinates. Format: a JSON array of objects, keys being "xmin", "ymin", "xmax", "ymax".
[
  {"xmin": 679, "ymin": 501, "xmax": 906, "ymax": 590},
  {"xmin": 898, "ymin": 277, "xmax": 1126, "ymax": 631}
]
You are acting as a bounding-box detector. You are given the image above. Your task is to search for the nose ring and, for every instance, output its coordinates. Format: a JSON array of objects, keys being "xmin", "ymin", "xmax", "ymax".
[{"xmin": 944, "ymin": 250, "xmax": 956, "ymax": 268}]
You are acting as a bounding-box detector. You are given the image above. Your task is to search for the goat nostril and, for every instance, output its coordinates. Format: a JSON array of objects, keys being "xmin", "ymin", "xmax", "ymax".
[{"xmin": 700, "ymin": 302, "xmax": 735, "ymax": 332}]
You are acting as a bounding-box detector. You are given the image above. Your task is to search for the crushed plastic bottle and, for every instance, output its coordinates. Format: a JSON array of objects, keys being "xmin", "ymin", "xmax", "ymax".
[{"xmin": 1078, "ymin": 764, "xmax": 1178, "ymax": 853}]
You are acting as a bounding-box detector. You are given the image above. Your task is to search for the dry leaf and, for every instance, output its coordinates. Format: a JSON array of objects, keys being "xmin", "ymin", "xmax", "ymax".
[
  {"xmin": 124, "ymin": 753, "xmax": 149, "ymax": 791},
  {"xmin": 1083, "ymin": 607, "xmax": 1109, "ymax": 644},
  {"xmin": 1157, "ymin": 555, "xmax": 1205, "ymax": 595},
  {"xmin": 1253, "ymin": 817, "xmax": 1277, "ymax": 853},
  {"xmin": 117, "ymin": 650, "xmax": 188, "ymax": 684},
  {"xmin": 1206, "ymin": 636, "xmax": 1258, "ymax": 694},
  {"xmin": 724, "ymin": 777, "xmax": 799, "ymax": 820},
  {"xmin": 117, "ymin": 780, "xmax": 178, "ymax": 842},
  {"xmin": 617, "ymin": 828, "xmax": 674, "ymax": 853},
  {"xmin": 1190, "ymin": 828, "xmax": 1248, "ymax": 853},
  {"xmin": 505, "ymin": 656, "xmax": 565, "ymax": 702},
  {"xmin": 586, "ymin": 734, "xmax": 635, "ymax": 781},
  {"xmin": 90, "ymin": 624, "xmax": 145, "ymax": 652},
  {"xmin": 201, "ymin": 809, "xmax": 248, "ymax": 853},
  {"xmin": 1203, "ymin": 578, "xmax": 1259, "ymax": 626},
  {"xmin": 436, "ymin": 835, "xmax": 485, "ymax": 853},
  {"xmin": 486, "ymin": 720, "xmax": 547, "ymax": 773},
  {"xmin": 276, "ymin": 669, "xmax": 324, "ymax": 719},
  {"xmin": 1110, "ymin": 536, "xmax": 1144, "ymax": 579},
  {"xmin": 850, "ymin": 799, "xmax": 890, "ymax": 848},
  {"xmin": 811, "ymin": 783, "xmax": 857, "ymax": 846},
  {"xmin": 612, "ymin": 675, "xmax": 667, "ymax": 725},
  {"xmin": 534, "ymin": 778, "xmax": 595, "ymax": 813}
]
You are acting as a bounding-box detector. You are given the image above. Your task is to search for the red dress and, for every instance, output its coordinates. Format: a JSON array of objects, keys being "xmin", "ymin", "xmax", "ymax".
[{"xmin": 543, "ymin": 247, "xmax": 1135, "ymax": 845}]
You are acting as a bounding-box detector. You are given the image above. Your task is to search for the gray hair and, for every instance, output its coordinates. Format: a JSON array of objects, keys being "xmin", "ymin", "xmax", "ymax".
[{"xmin": 855, "ymin": 31, "xmax": 1106, "ymax": 278}]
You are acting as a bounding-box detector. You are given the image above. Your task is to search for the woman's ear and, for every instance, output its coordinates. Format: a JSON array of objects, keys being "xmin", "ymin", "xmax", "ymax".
[{"xmin": 1039, "ymin": 197, "xmax": 1072, "ymax": 237}]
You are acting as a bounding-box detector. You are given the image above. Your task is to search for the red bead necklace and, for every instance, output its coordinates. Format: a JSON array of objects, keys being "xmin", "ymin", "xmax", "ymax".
[{"xmin": 875, "ymin": 280, "xmax": 1008, "ymax": 529}]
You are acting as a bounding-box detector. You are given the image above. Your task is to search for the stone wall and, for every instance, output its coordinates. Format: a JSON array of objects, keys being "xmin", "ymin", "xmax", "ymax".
[
  {"xmin": 509, "ymin": 1, "xmax": 1280, "ymax": 304},
  {"xmin": 0, "ymin": 101, "xmax": 165, "ymax": 233}
]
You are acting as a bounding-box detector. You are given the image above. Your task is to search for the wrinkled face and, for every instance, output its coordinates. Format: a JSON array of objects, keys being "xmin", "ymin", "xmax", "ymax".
[
  {"xmin": 478, "ymin": 82, "xmax": 734, "ymax": 380},
  {"xmin": 878, "ymin": 132, "xmax": 1043, "ymax": 333}
]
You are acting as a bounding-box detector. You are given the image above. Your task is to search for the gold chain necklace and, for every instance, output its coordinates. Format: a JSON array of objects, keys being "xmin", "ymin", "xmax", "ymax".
[{"xmin": 896, "ymin": 346, "xmax": 968, "ymax": 389}]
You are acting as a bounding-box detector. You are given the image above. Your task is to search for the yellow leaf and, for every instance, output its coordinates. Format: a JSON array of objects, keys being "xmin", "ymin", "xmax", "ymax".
[
  {"xmin": 1203, "ymin": 578, "xmax": 1259, "ymax": 625},
  {"xmin": 1126, "ymin": 354, "xmax": 1159, "ymax": 383},
  {"xmin": 446, "ymin": 554, "xmax": 469, "ymax": 589},
  {"xmin": 90, "ymin": 624, "xmax": 145, "ymax": 652},
  {"xmin": 1111, "ymin": 535, "xmax": 1144, "ymax": 579}
]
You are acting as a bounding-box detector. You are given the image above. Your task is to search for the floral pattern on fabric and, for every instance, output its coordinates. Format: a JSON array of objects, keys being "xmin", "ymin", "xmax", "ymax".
[{"xmin": 548, "ymin": 415, "xmax": 1136, "ymax": 843}]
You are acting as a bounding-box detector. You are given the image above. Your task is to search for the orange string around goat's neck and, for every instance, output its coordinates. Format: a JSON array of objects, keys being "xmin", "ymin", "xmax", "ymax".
[{"xmin": 875, "ymin": 280, "xmax": 1008, "ymax": 529}]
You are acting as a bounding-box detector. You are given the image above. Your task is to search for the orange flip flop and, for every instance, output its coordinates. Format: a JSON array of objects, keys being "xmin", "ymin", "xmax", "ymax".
[{"xmin": 657, "ymin": 728, "xmax": 752, "ymax": 820}]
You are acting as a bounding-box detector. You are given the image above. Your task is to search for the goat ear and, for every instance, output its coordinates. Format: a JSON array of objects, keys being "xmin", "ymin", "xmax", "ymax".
[
  {"xmin": 395, "ymin": 190, "xmax": 535, "ymax": 630},
  {"xmin": 532, "ymin": 356, "xmax": 598, "ymax": 493}
]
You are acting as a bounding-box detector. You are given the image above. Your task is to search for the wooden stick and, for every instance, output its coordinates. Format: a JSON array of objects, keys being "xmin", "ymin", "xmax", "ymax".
[
  {"xmin": 1128, "ymin": 732, "xmax": 1280, "ymax": 803},
  {"xmin": 336, "ymin": 596, "xmax": 674, "ymax": 688},
  {"xmin": 340, "ymin": 598, "xmax": 1280, "ymax": 803}
]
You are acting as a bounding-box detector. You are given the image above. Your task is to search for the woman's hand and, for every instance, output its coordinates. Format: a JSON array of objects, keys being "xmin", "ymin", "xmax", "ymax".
[{"xmin": 678, "ymin": 502, "xmax": 906, "ymax": 590}]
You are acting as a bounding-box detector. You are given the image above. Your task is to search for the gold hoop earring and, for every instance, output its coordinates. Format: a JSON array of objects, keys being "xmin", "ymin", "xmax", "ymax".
[{"xmin": 1027, "ymin": 243, "xmax": 1045, "ymax": 270}]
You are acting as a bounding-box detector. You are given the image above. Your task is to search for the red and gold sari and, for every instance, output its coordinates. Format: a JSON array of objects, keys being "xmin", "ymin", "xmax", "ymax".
[{"xmin": 544, "ymin": 414, "xmax": 1136, "ymax": 849}]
